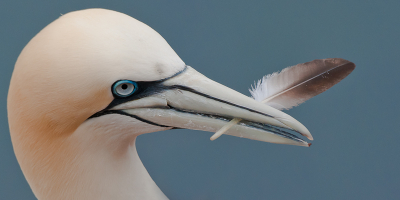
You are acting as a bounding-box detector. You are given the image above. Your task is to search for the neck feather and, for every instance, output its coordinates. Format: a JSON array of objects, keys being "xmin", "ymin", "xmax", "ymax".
[{"xmin": 13, "ymin": 114, "xmax": 170, "ymax": 200}]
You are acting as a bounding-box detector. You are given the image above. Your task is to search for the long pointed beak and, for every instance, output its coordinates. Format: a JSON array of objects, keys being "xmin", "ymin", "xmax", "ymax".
[{"xmin": 111, "ymin": 66, "xmax": 312, "ymax": 147}]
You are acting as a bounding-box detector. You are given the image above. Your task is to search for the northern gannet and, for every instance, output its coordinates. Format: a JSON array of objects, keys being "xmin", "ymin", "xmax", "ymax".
[{"xmin": 7, "ymin": 8, "xmax": 354, "ymax": 200}]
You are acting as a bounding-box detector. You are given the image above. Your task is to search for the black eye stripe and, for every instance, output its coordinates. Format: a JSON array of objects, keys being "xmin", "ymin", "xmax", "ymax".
[
  {"xmin": 109, "ymin": 65, "xmax": 188, "ymax": 100},
  {"xmin": 107, "ymin": 78, "xmax": 177, "ymax": 109}
]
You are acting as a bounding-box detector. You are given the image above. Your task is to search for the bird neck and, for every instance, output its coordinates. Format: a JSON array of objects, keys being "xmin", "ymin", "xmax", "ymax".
[
  {"xmin": 12, "ymin": 115, "xmax": 170, "ymax": 200},
  {"xmin": 67, "ymin": 138, "xmax": 169, "ymax": 200},
  {"xmin": 69, "ymin": 138, "xmax": 169, "ymax": 200}
]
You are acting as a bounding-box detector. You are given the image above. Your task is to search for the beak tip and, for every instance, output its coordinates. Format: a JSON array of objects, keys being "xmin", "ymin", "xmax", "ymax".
[
  {"xmin": 308, "ymin": 143, "xmax": 312, "ymax": 147},
  {"xmin": 307, "ymin": 135, "xmax": 314, "ymax": 141},
  {"xmin": 277, "ymin": 117, "xmax": 313, "ymax": 141},
  {"xmin": 298, "ymin": 129, "xmax": 313, "ymax": 141},
  {"xmin": 299, "ymin": 127, "xmax": 313, "ymax": 141}
]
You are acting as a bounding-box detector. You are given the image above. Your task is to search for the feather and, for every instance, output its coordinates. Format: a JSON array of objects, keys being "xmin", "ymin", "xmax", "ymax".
[
  {"xmin": 249, "ymin": 58, "xmax": 355, "ymax": 110},
  {"xmin": 211, "ymin": 58, "xmax": 355, "ymax": 141}
]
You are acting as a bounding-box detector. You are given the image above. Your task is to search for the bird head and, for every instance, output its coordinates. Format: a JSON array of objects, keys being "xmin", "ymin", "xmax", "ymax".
[
  {"xmin": 7, "ymin": 8, "xmax": 312, "ymax": 199},
  {"xmin": 9, "ymin": 8, "xmax": 311, "ymax": 145}
]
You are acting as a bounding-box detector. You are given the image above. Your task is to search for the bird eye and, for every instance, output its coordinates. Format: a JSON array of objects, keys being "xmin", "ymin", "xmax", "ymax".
[{"xmin": 112, "ymin": 80, "xmax": 138, "ymax": 97}]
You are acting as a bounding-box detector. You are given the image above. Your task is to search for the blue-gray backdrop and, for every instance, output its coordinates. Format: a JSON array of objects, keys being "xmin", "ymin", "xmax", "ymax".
[{"xmin": 1, "ymin": 0, "xmax": 399, "ymax": 199}]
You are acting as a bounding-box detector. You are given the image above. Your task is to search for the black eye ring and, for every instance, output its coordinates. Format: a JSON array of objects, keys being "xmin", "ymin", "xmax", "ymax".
[{"xmin": 112, "ymin": 80, "xmax": 138, "ymax": 98}]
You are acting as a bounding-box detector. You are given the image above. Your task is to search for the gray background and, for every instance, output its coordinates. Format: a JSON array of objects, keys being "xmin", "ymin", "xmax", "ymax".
[{"xmin": 1, "ymin": 0, "xmax": 399, "ymax": 199}]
